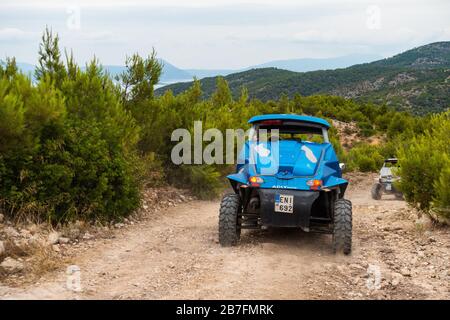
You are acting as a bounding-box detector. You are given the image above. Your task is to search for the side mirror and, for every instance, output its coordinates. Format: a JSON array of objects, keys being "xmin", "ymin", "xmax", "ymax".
[{"xmin": 339, "ymin": 163, "xmax": 346, "ymax": 171}]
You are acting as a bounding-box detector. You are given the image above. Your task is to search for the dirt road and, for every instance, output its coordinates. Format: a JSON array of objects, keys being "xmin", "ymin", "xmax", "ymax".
[{"xmin": 0, "ymin": 173, "xmax": 449, "ymax": 300}]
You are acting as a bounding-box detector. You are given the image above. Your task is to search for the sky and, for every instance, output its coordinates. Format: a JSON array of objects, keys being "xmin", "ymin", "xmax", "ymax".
[{"xmin": 1, "ymin": 0, "xmax": 449, "ymax": 69}]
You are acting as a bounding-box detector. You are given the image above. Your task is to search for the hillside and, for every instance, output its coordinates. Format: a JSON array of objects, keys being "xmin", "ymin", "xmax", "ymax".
[
  {"xmin": 250, "ymin": 53, "xmax": 382, "ymax": 72},
  {"xmin": 185, "ymin": 53, "xmax": 381, "ymax": 78},
  {"xmin": 157, "ymin": 42, "xmax": 450, "ymax": 114}
]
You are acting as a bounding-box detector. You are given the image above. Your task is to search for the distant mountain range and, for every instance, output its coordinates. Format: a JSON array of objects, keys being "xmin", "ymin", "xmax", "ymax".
[
  {"xmin": 184, "ymin": 54, "xmax": 382, "ymax": 79},
  {"xmin": 157, "ymin": 42, "xmax": 450, "ymax": 114},
  {"xmin": 248, "ymin": 54, "xmax": 382, "ymax": 72},
  {"xmin": 15, "ymin": 53, "xmax": 382, "ymax": 85}
]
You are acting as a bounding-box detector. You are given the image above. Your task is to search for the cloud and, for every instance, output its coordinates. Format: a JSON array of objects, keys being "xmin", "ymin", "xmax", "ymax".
[
  {"xmin": 0, "ymin": 0, "xmax": 345, "ymax": 9},
  {"xmin": 291, "ymin": 28, "xmax": 419, "ymax": 46},
  {"xmin": 71, "ymin": 31, "xmax": 117, "ymax": 42},
  {"xmin": 0, "ymin": 0, "xmax": 444, "ymax": 8},
  {"xmin": 0, "ymin": 0, "xmax": 449, "ymax": 68},
  {"xmin": 0, "ymin": 28, "xmax": 37, "ymax": 41}
]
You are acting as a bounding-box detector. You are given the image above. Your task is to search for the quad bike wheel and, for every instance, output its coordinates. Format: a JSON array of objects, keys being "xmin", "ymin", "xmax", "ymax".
[
  {"xmin": 332, "ymin": 198, "xmax": 352, "ymax": 255},
  {"xmin": 219, "ymin": 193, "xmax": 242, "ymax": 247},
  {"xmin": 371, "ymin": 183, "xmax": 382, "ymax": 200},
  {"xmin": 395, "ymin": 193, "xmax": 404, "ymax": 200}
]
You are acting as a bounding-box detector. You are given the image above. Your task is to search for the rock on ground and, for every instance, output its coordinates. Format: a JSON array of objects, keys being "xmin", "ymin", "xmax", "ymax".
[
  {"xmin": 0, "ymin": 257, "xmax": 24, "ymax": 274},
  {"xmin": 0, "ymin": 241, "xmax": 5, "ymax": 256},
  {"xmin": 47, "ymin": 231, "xmax": 60, "ymax": 245}
]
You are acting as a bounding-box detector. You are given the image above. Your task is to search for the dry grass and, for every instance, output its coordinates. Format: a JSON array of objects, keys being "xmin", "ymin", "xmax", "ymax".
[
  {"xmin": 0, "ymin": 227, "xmax": 67, "ymax": 285},
  {"xmin": 25, "ymin": 243, "xmax": 64, "ymax": 280}
]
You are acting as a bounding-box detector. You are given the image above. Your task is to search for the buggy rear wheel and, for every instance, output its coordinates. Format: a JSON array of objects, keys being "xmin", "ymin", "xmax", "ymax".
[
  {"xmin": 332, "ymin": 198, "xmax": 352, "ymax": 255},
  {"xmin": 371, "ymin": 183, "xmax": 382, "ymax": 200},
  {"xmin": 219, "ymin": 193, "xmax": 241, "ymax": 247}
]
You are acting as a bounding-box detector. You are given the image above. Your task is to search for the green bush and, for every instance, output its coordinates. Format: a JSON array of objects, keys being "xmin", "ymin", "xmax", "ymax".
[
  {"xmin": 344, "ymin": 144, "xmax": 384, "ymax": 172},
  {"xmin": 433, "ymin": 166, "xmax": 450, "ymax": 219},
  {"xmin": 171, "ymin": 165, "xmax": 222, "ymax": 199},
  {"xmin": 356, "ymin": 155, "xmax": 377, "ymax": 172},
  {"xmin": 358, "ymin": 121, "xmax": 375, "ymax": 137},
  {"xmin": 397, "ymin": 111, "xmax": 450, "ymax": 220},
  {"xmin": 0, "ymin": 33, "xmax": 142, "ymax": 223}
]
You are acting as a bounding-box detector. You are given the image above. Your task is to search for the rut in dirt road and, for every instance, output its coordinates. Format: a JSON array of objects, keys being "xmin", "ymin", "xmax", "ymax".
[{"xmin": 0, "ymin": 173, "xmax": 449, "ymax": 300}]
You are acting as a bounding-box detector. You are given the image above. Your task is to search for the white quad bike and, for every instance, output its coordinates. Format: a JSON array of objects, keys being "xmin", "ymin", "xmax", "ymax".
[{"xmin": 371, "ymin": 158, "xmax": 403, "ymax": 200}]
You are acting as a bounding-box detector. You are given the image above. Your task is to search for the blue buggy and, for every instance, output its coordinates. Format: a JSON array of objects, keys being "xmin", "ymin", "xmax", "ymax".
[{"xmin": 219, "ymin": 114, "xmax": 352, "ymax": 254}]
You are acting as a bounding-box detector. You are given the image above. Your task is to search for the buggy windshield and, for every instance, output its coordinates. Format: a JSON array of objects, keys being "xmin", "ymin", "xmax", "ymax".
[{"xmin": 249, "ymin": 120, "xmax": 329, "ymax": 144}]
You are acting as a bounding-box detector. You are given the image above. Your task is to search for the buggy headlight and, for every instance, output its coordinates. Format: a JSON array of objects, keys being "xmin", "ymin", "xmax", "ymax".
[
  {"xmin": 249, "ymin": 176, "xmax": 264, "ymax": 186},
  {"xmin": 307, "ymin": 179, "xmax": 322, "ymax": 190}
]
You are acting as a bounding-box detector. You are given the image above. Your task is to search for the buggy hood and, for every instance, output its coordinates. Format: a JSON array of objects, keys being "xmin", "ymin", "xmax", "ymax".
[{"xmin": 249, "ymin": 140, "xmax": 326, "ymax": 178}]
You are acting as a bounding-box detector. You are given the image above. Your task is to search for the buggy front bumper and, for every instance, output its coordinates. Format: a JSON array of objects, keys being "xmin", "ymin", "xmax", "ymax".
[
  {"xmin": 379, "ymin": 181, "xmax": 401, "ymax": 194},
  {"xmin": 257, "ymin": 189, "xmax": 320, "ymax": 231}
]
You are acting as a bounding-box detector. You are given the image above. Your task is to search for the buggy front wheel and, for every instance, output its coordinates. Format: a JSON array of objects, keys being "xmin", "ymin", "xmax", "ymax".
[{"xmin": 218, "ymin": 193, "xmax": 241, "ymax": 247}]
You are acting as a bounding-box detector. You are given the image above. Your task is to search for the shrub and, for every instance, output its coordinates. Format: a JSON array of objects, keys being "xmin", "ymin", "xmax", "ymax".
[
  {"xmin": 0, "ymin": 34, "xmax": 142, "ymax": 223},
  {"xmin": 344, "ymin": 144, "xmax": 384, "ymax": 172},
  {"xmin": 397, "ymin": 111, "xmax": 450, "ymax": 220},
  {"xmin": 171, "ymin": 165, "xmax": 222, "ymax": 199},
  {"xmin": 387, "ymin": 113, "xmax": 414, "ymax": 138},
  {"xmin": 433, "ymin": 166, "xmax": 450, "ymax": 220},
  {"xmin": 358, "ymin": 121, "xmax": 375, "ymax": 137},
  {"xmin": 356, "ymin": 155, "xmax": 378, "ymax": 172}
]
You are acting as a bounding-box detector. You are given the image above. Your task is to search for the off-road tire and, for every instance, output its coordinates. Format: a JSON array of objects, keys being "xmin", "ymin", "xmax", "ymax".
[
  {"xmin": 371, "ymin": 183, "xmax": 382, "ymax": 200},
  {"xmin": 332, "ymin": 198, "xmax": 352, "ymax": 255},
  {"xmin": 219, "ymin": 193, "xmax": 241, "ymax": 247},
  {"xmin": 395, "ymin": 192, "xmax": 404, "ymax": 200}
]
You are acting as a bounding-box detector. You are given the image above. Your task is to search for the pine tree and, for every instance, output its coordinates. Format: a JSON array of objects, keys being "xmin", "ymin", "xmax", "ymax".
[
  {"xmin": 35, "ymin": 27, "xmax": 67, "ymax": 88},
  {"xmin": 0, "ymin": 57, "xmax": 18, "ymax": 79},
  {"xmin": 117, "ymin": 49, "xmax": 163, "ymax": 106},
  {"xmin": 212, "ymin": 77, "xmax": 233, "ymax": 107}
]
